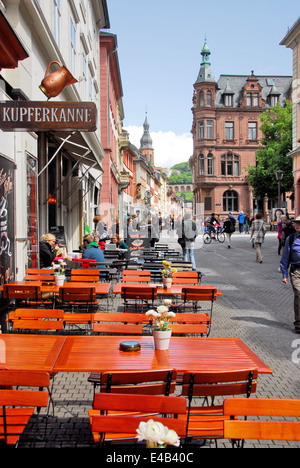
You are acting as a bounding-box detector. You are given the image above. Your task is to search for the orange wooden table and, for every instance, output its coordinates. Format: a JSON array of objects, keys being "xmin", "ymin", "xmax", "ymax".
[
  {"xmin": 0, "ymin": 334, "xmax": 66, "ymax": 372},
  {"xmin": 112, "ymin": 283, "xmax": 222, "ymax": 297},
  {"xmin": 54, "ymin": 335, "xmax": 272, "ymax": 375}
]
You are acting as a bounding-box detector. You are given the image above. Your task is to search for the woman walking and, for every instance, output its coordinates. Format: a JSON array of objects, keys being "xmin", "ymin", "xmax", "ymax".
[
  {"xmin": 250, "ymin": 213, "xmax": 266, "ymax": 263},
  {"xmin": 223, "ymin": 216, "xmax": 235, "ymax": 248}
]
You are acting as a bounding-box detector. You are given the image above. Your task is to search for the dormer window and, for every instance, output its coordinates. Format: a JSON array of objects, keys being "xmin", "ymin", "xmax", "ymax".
[
  {"xmin": 270, "ymin": 95, "xmax": 279, "ymax": 106},
  {"xmin": 247, "ymin": 92, "xmax": 259, "ymax": 107},
  {"xmin": 224, "ymin": 94, "xmax": 233, "ymax": 107}
]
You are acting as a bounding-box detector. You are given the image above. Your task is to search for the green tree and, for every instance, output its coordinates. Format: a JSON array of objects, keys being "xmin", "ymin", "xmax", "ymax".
[
  {"xmin": 246, "ymin": 100, "xmax": 293, "ymax": 200},
  {"xmin": 168, "ymin": 162, "xmax": 193, "ymax": 184}
]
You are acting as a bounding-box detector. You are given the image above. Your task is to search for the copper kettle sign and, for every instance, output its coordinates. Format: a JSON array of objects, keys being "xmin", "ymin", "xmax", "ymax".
[{"xmin": 39, "ymin": 61, "xmax": 78, "ymax": 99}]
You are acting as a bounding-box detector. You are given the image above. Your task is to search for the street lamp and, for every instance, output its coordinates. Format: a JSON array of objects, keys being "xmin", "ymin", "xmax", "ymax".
[{"xmin": 275, "ymin": 170, "xmax": 284, "ymax": 208}]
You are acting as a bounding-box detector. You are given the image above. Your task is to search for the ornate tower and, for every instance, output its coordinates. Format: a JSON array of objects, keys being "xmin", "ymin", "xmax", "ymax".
[{"xmin": 140, "ymin": 114, "xmax": 154, "ymax": 165}]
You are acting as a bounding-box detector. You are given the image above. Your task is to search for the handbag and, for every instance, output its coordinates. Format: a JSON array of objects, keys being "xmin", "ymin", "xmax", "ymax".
[{"xmin": 178, "ymin": 237, "xmax": 186, "ymax": 247}]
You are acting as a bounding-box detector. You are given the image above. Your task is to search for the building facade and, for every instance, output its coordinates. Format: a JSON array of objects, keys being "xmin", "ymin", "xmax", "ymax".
[
  {"xmin": 281, "ymin": 17, "xmax": 300, "ymax": 216},
  {"xmin": 190, "ymin": 41, "xmax": 292, "ymax": 220},
  {"xmin": 0, "ymin": 0, "xmax": 109, "ymax": 283}
]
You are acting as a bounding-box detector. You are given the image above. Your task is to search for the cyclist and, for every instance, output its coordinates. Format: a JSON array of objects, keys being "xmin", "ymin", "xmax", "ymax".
[{"xmin": 206, "ymin": 213, "xmax": 218, "ymax": 238}]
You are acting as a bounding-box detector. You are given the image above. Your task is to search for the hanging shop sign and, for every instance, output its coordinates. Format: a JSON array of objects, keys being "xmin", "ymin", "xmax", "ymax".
[{"xmin": 0, "ymin": 101, "xmax": 97, "ymax": 132}]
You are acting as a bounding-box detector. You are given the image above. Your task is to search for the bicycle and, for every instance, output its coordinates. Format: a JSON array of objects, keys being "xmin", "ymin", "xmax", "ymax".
[{"xmin": 203, "ymin": 226, "xmax": 225, "ymax": 244}]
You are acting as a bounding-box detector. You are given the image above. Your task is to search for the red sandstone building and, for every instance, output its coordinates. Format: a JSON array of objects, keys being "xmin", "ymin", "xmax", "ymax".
[{"xmin": 190, "ymin": 41, "xmax": 292, "ymax": 220}]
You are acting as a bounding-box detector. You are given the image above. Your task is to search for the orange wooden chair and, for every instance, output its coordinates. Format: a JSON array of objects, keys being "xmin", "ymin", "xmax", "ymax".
[
  {"xmin": 3, "ymin": 284, "xmax": 41, "ymax": 310},
  {"xmin": 180, "ymin": 369, "xmax": 258, "ymax": 446},
  {"xmin": 122, "ymin": 269, "xmax": 151, "ymax": 283},
  {"xmin": 70, "ymin": 269, "xmax": 100, "ymax": 282},
  {"xmin": 168, "ymin": 313, "xmax": 210, "ymax": 337},
  {"xmin": 223, "ymin": 398, "xmax": 300, "ymax": 447},
  {"xmin": 92, "ymin": 312, "xmax": 144, "ymax": 335},
  {"xmin": 90, "ymin": 393, "xmax": 187, "ymax": 447},
  {"xmin": 91, "ymin": 368, "xmax": 177, "ymax": 395},
  {"xmin": 0, "ymin": 370, "xmax": 50, "ymax": 447},
  {"xmin": 25, "ymin": 268, "xmax": 55, "ymax": 282},
  {"xmin": 121, "ymin": 285, "xmax": 157, "ymax": 312},
  {"xmin": 172, "ymin": 271, "xmax": 199, "ymax": 285},
  {"xmin": 58, "ymin": 286, "xmax": 97, "ymax": 332},
  {"xmin": 8, "ymin": 308, "xmax": 64, "ymax": 333},
  {"xmin": 171, "ymin": 287, "xmax": 218, "ymax": 335}
]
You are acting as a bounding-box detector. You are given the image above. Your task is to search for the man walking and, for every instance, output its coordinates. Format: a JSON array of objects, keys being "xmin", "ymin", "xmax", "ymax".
[
  {"xmin": 280, "ymin": 215, "xmax": 300, "ymax": 334},
  {"xmin": 238, "ymin": 211, "xmax": 246, "ymax": 233}
]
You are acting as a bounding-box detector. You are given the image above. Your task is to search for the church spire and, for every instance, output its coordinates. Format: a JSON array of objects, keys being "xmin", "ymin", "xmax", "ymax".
[
  {"xmin": 140, "ymin": 113, "xmax": 154, "ymax": 165},
  {"xmin": 140, "ymin": 113, "xmax": 153, "ymax": 150}
]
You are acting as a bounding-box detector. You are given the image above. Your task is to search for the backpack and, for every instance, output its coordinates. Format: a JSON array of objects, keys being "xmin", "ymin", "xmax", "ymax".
[{"xmin": 229, "ymin": 220, "xmax": 235, "ymax": 233}]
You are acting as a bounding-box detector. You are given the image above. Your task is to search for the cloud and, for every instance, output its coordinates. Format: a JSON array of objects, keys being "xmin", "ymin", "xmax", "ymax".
[{"xmin": 124, "ymin": 125, "xmax": 193, "ymax": 168}]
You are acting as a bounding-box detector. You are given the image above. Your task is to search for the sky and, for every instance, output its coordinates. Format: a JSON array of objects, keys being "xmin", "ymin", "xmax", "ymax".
[{"xmin": 105, "ymin": 0, "xmax": 300, "ymax": 169}]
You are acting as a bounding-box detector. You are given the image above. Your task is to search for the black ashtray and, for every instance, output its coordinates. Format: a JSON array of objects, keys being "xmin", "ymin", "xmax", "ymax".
[{"xmin": 119, "ymin": 341, "xmax": 141, "ymax": 352}]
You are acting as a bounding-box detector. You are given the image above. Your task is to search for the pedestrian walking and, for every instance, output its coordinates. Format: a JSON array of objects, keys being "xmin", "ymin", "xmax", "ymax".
[
  {"xmin": 280, "ymin": 215, "xmax": 300, "ymax": 333},
  {"xmin": 223, "ymin": 216, "xmax": 235, "ymax": 248},
  {"xmin": 250, "ymin": 213, "xmax": 266, "ymax": 263},
  {"xmin": 238, "ymin": 211, "xmax": 246, "ymax": 233},
  {"xmin": 176, "ymin": 212, "xmax": 198, "ymax": 270}
]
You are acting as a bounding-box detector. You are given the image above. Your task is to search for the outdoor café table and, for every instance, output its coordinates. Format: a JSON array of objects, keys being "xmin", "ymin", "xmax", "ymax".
[
  {"xmin": 0, "ymin": 333, "xmax": 66, "ymax": 372},
  {"xmin": 112, "ymin": 282, "xmax": 222, "ymax": 297},
  {"xmin": 53, "ymin": 335, "xmax": 272, "ymax": 375}
]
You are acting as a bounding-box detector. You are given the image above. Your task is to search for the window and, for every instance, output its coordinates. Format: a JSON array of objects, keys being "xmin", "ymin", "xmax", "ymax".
[
  {"xmin": 221, "ymin": 153, "xmax": 239, "ymax": 176},
  {"xmin": 223, "ymin": 190, "xmax": 238, "ymax": 212},
  {"xmin": 270, "ymin": 95, "xmax": 279, "ymax": 106},
  {"xmin": 70, "ymin": 18, "xmax": 76, "ymax": 75},
  {"xmin": 198, "ymin": 153, "xmax": 204, "ymax": 175},
  {"xmin": 199, "ymin": 92, "xmax": 204, "ymax": 107},
  {"xmin": 207, "ymin": 152, "xmax": 214, "ymax": 175},
  {"xmin": 207, "ymin": 91, "xmax": 212, "ymax": 106},
  {"xmin": 225, "ymin": 121, "xmax": 234, "ymax": 140},
  {"xmin": 224, "ymin": 94, "xmax": 233, "ymax": 107},
  {"xmin": 206, "ymin": 120, "xmax": 214, "ymax": 139},
  {"xmin": 253, "ymin": 93, "xmax": 259, "ymax": 106},
  {"xmin": 198, "ymin": 121, "xmax": 204, "ymax": 139},
  {"xmin": 248, "ymin": 122, "xmax": 257, "ymax": 140},
  {"xmin": 81, "ymin": 53, "xmax": 87, "ymax": 99},
  {"xmin": 53, "ymin": 0, "xmax": 61, "ymax": 48},
  {"xmin": 247, "ymin": 92, "xmax": 259, "ymax": 107},
  {"xmin": 204, "ymin": 197, "xmax": 212, "ymax": 211}
]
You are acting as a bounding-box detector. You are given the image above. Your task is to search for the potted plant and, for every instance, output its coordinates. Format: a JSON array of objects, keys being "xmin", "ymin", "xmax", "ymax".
[
  {"xmin": 161, "ymin": 261, "xmax": 177, "ymax": 288},
  {"xmin": 54, "ymin": 259, "xmax": 66, "ymax": 286},
  {"xmin": 145, "ymin": 300, "xmax": 175, "ymax": 350}
]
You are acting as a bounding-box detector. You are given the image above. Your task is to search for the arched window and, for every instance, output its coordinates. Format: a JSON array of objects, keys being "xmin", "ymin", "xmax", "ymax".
[
  {"xmin": 199, "ymin": 92, "xmax": 204, "ymax": 107},
  {"xmin": 207, "ymin": 152, "xmax": 214, "ymax": 175},
  {"xmin": 207, "ymin": 91, "xmax": 212, "ymax": 106},
  {"xmin": 198, "ymin": 153, "xmax": 204, "ymax": 175},
  {"xmin": 221, "ymin": 153, "xmax": 240, "ymax": 176},
  {"xmin": 223, "ymin": 190, "xmax": 238, "ymax": 212}
]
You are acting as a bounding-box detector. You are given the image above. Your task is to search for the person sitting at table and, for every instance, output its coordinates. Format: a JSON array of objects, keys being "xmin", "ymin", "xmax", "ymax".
[
  {"xmin": 39, "ymin": 233, "xmax": 59, "ymax": 268},
  {"xmin": 110, "ymin": 235, "xmax": 129, "ymax": 258},
  {"xmin": 82, "ymin": 234, "xmax": 105, "ymax": 263}
]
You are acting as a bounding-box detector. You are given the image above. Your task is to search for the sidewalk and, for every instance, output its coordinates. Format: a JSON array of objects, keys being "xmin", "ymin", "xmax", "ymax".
[{"xmin": 18, "ymin": 232, "xmax": 299, "ymax": 448}]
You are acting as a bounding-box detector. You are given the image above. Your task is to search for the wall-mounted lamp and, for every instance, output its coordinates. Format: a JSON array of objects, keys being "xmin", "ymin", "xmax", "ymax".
[
  {"xmin": 48, "ymin": 194, "xmax": 57, "ymax": 204},
  {"xmin": 39, "ymin": 61, "xmax": 78, "ymax": 100}
]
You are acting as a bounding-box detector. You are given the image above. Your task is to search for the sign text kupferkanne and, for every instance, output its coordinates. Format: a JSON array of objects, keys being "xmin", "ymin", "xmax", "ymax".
[{"xmin": 0, "ymin": 101, "xmax": 97, "ymax": 132}]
